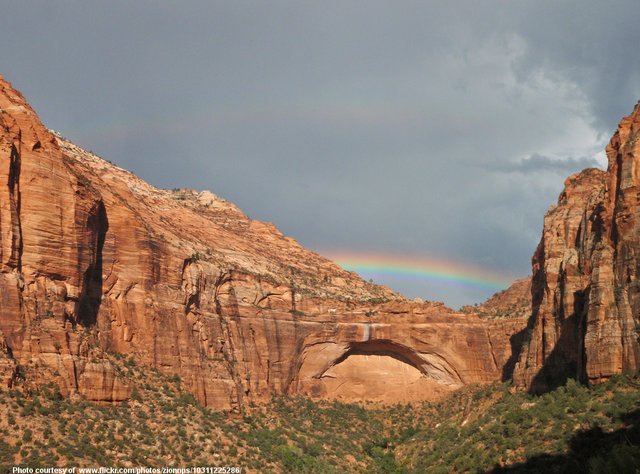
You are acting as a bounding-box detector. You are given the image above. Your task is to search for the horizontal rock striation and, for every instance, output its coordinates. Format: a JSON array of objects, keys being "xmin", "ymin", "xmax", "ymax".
[{"xmin": 0, "ymin": 76, "xmax": 525, "ymax": 408}]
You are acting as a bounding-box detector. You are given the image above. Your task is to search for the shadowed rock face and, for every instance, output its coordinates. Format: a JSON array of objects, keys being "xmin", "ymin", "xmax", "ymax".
[
  {"xmin": 0, "ymin": 76, "xmax": 525, "ymax": 408},
  {"xmin": 514, "ymin": 104, "xmax": 640, "ymax": 392}
]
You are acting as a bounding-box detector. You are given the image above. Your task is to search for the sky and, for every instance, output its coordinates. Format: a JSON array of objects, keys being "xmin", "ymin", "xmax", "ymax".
[{"xmin": 2, "ymin": 1, "xmax": 639, "ymax": 308}]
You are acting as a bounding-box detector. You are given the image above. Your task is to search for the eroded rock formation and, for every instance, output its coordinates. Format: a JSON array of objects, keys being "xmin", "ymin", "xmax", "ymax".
[
  {"xmin": 514, "ymin": 104, "xmax": 640, "ymax": 392},
  {"xmin": 0, "ymin": 76, "xmax": 525, "ymax": 408}
]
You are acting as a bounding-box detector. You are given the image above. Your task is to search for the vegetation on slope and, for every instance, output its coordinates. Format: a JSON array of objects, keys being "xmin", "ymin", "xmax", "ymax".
[
  {"xmin": 0, "ymin": 357, "xmax": 407, "ymax": 473},
  {"xmin": 399, "ymin": 377, "xmax": 640, "ymax": 473},
  {"xmin": 0, "ymin": 355, "xmax": 638, "ymax": 473}
]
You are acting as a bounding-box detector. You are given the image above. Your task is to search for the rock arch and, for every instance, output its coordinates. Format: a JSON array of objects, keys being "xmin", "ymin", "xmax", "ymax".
[{"xmin": 292, "ymin": 336, "xmax": 465, "ymax": 404}]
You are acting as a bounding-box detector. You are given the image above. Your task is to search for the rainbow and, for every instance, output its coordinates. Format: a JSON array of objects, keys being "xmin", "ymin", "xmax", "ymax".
[{"xmin": 322, "ymin": 251, "xmax": 514, "ymax": 292}]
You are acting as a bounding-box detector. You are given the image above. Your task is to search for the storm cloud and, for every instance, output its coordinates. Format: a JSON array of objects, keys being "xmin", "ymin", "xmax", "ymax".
[{"xmin": 1, "ymin": 1, "xmax": 639, "ymax": 307}]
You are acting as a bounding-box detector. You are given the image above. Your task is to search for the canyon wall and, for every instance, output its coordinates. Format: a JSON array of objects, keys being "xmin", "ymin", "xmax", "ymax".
[
  {"xmin": 514, "ymin": 104, "xmax": 640, "ymax": 391},
  {"xmin": 0, "ymin": 76, "xmax": 524, "ymax": 408}
]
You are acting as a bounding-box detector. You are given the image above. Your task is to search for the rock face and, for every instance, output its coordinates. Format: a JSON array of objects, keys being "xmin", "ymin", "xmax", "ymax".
[
  {"xmin": 0, "ymin": 76, "xmax": 524, "ymax": 408},
  {"xmin": 514, "ymin": 104, "xmax": 640, "ymax": 392},
  {"xmin": 461, "ymin": 278, "xmax": 532, "ymax": 383},
  {"xmin": 0, "ymin": 77, "xmax": 131, "ymax": 402},
  {"xmin": 0, "ymin": 329, "xmax": 16, "ymax": 386}
]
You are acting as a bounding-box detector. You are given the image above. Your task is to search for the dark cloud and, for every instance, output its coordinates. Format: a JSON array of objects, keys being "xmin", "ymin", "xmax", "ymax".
[
  {"xmin": 511, "ymin": 1, "xmax": 640, "ymax": 133},
  {"xmin": 0, "ymin": 1, "xmax": 637, "ymax": 307}
]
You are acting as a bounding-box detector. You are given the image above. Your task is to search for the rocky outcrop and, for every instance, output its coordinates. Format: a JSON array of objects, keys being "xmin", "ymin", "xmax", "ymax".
[
  {"xmin": 514, "ymin": 104, "xmax": 640, "ymax": 392},
  {"xmin": 0, "ymin": 76, "xmax": 524, "ymax": 408},
  {"xmin": 462, "ymin": 277, "xmax": 531, "ymax": 319}
]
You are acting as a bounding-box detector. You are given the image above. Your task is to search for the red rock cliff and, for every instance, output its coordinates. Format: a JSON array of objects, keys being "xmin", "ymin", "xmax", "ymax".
[
  {"xmin": 514, "ymin": 104, "xmax": 640, "ymax": 391},
  {"xmin": 0, "ymin": 76, "xmax": 525, "ymax": 408}
]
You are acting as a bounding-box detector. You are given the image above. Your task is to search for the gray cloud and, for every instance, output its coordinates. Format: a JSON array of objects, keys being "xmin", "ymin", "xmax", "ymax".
[
  {"xmin": 1, "ymin": 1, "xmax": 638, "ymax": 307},
  {"xmin": 489, "ymin": 153, "xmax": 602, "ymax": 174}
]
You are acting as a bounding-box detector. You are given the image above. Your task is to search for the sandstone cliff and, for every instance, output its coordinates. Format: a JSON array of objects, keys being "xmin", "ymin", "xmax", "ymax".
[
  {"xmin": 461, "ymin": 278, "xmax": 531, "ymax": 382},
  {"xmin": 514, "ymin": 104, "xmax": 640, "ymax": 392},
  {"xmin": 0, "ymin": 76, "xmax": 524, "ymax": 408}
]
